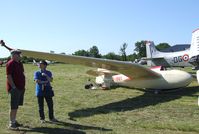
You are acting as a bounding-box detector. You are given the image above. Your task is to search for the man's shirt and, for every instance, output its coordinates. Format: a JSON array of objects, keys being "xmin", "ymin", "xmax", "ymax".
[
  {"xmin": 6, "ymin": 59, "xmax": 25, "ymax": 92},
  {"xmin": 34, "ymin": 70, "xmax": 52, "ymax": 96}
]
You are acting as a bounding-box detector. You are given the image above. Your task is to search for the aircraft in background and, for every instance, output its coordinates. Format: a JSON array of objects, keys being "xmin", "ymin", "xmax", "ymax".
[
  {"xmin": 32, "ymin": 59, "xmax": 38, "ymax": 66},
  {"xmin": 0, "ymin": 59, "xmax": 7, "ymax": 67},
  {"xmin": 1, "ymin": 40, "xmax": 193, "ymax": 92},
  {"xmin": 143, "ymin": 28, "xmax": 199, "ymax": 70},
  {"xmin": 0, "ymin": 60, "xmax": 3, "ymax": 67},
  {"xmin": 133, "ymin": 58, "xmax": 147, "ymax": 65}
]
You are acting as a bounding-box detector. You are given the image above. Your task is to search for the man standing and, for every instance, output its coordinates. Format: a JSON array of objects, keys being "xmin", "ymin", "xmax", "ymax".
[
  {"xmin": 34, "ymin": 60, "xmax": 57, "ymax": 123},
  {"xmin": 6, "ymin": 49, "xmax": 25, "ymax": 130}
]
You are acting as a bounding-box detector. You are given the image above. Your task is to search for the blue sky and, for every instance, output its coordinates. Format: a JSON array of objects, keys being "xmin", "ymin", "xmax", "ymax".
[{"xmin": 0, "ymin": 0, "xmax": 198, "ymax": 58}]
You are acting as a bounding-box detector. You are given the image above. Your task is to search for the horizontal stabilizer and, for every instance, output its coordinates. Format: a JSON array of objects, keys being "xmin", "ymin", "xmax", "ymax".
[{"xmin": 141, "ymin": 57, "xmax": 164, "ymax": 60}]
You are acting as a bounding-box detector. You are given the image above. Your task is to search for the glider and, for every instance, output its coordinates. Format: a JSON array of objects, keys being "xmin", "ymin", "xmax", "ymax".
[{"xmin": 0, "ymin": 40, "xmax": 193, "ymax": 91}]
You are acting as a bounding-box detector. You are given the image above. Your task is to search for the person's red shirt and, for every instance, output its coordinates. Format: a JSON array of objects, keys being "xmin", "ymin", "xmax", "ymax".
[{"xmin": 6, "ymin": 59, "xmax": 25, "ymax": 92}]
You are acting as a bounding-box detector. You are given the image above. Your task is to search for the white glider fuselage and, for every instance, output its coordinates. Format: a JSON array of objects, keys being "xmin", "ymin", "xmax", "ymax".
[{"xmin": 103, "ymin": 67, "xmax": 193, "ymax": 90}]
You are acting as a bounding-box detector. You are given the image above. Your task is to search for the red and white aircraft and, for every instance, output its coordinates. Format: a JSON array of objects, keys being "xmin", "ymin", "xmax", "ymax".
[{"xmin": 0, "ymin": 40, "xmax": 193, "ymax": 92}]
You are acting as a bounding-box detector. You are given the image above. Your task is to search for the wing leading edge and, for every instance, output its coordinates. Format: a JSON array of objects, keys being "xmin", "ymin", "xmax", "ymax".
[{"xmin": 20, "ymin": 49, "xmax": 161, "ymax": 80}]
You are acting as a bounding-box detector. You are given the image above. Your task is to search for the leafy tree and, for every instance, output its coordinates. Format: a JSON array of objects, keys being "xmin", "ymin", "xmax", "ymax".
[
  {"xmin": 0, "ymin": 57, "xmax": 10, "ymax": 61},
  {"xmin": 127, "ymin": 53, "xmax": 138, "ymax": 61},
  {"xmin": 134, "ymin": 40, "xmax": 146, "ymax": 58},
  {"xmin": 89, "ymin": 46, "xmax": 101, "ymax": 58},
  {"xmin": 73, "ymin": 49, "xmax": 90, "ymax": 57},
  {"xmin": 20, "ymin": 56, "xmax": 34, "ymax": 63},
  {"xmin": 103, "ymin": 52, "xmax": 121, "ymax": 60},
  {"xmin": 156, "ymin": 43, "xmax": 170, "ymax": 51},
  {"xmin": 120, "ymin": 43, "xmax": 128, "ymax": 61}
]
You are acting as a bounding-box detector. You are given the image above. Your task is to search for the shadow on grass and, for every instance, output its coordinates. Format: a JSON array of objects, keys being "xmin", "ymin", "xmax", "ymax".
[
  {"xmin": 69, "ymin": 86, "xmax": 199, "ymax": 119},
  {"xmin": 48, "ymin": 120, "xmax": 112, "ymax": 131},
  {"xmin": 188, "ymin": 71, "xmax": 197, "ymax": 79},
  {"xmin": 18, "ymin": 121, "xmax": 112, "ymax": 134},
  {"xmin": 19, "ymin": 127, "xmax": 85, "ymax": 134}
]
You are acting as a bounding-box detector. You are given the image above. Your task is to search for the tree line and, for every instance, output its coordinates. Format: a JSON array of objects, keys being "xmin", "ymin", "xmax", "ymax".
[{"xmin": 72, "ymin": 40, "xmax": 170, "ymax": 61}]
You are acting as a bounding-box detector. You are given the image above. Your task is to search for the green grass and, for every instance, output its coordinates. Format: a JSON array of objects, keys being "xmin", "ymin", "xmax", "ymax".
[{"xmin": 1, "ymin": 64, "xmax": 199, "ymax": 134}]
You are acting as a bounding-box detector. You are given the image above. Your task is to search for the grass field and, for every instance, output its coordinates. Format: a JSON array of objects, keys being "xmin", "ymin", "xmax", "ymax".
[{"xmin": 1, "ymin": 64, "xmax": 199, "ymax": 134}]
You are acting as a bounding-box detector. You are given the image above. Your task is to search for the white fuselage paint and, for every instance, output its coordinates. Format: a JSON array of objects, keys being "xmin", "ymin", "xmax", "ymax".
[
  {"xmin": 119, "ymin": 70, "xmax": 192, "ymax": 90},
  {"xmin": 96, "ymin": 67, "xmax": 193, "ymax": 90}
]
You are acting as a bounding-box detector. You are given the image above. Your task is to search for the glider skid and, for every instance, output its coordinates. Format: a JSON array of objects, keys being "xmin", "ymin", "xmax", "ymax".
[{"xmin": 85, "ymin": 74, "xmax": 115, "ymax": 90}]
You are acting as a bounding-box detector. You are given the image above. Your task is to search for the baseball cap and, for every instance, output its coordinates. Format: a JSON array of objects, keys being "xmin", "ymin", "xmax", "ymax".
[
  {"xmin": 10, "ymin": 49, "xmax": 21, "ymax": 55},
  {"xmin": 39, "ymin": 60, "xmax": 48, "ymax": 66}
]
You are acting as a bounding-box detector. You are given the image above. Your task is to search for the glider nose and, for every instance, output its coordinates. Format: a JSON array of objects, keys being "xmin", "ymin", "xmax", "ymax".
[
  {"xmin": 160, "ymin": 70, "xmax": 193, "ymax": 89},
  {"xmin": 171, "ymin": 70, "xmax": 193, "ymax": 87},
  {"xmin": 181, "ymin": 71, "xmax": 193, "ymax": 86}
]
